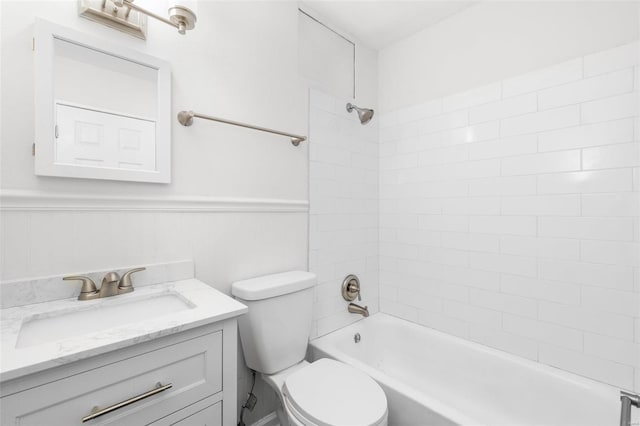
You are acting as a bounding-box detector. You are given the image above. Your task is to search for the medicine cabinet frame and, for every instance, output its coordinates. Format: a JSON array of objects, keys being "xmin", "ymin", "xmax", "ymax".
[{"xmin": 33, "ymin": 19, "xmax": 171, "ymax": 183}]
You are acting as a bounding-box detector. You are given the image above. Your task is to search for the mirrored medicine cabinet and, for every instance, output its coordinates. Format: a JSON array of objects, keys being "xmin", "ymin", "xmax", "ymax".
[{"xmin": 34, "ymin": 19, "xmax": 171, "ymax": 183}]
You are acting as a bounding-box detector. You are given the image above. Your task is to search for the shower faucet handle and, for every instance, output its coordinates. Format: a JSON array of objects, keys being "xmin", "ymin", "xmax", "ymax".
[{"xmin": 342, "ymin": 274, "xmax": 361, "ymax": 301}]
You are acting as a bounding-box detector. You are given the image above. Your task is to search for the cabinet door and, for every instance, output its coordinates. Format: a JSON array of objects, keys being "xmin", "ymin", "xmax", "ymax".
[
  {"xmin": 55, "ymin": 102, "xmax": 156, "ymax": 171},
  {"xmin": 172, "ymin": 402, "xmax": 221, "ymax": 426},
  {"xmin": 149, "ymin": 394, "xmax": 222, "ymax": 426},
  {"xmin": 1, "ymin": 331, "xmax": 222, "ymax": 426},
  {"xmin": 157, "ymin": 401, "xmax": 222, "ymax": 426}
]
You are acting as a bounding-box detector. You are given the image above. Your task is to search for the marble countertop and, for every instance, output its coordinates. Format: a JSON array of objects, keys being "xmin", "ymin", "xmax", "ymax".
[{"xmin": 0, "ymin": 279, "xmax": 247, "ymax": 382}]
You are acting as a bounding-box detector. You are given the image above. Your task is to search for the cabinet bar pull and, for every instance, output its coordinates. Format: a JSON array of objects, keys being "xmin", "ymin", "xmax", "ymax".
[{"xmin": 81, "ymin": 382, "xmax": 172, "ymax": 423}]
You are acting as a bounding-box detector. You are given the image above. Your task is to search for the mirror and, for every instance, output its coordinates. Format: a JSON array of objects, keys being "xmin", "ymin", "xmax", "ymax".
[{"xmin": 34, "ymin": 19, "xmax": 171, "ymax": 183}]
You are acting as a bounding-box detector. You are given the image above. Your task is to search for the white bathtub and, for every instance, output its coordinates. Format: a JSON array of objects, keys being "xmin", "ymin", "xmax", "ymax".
[{"xmin": 310, "ymin": 313, "xmax": 623, "ymax": 426}]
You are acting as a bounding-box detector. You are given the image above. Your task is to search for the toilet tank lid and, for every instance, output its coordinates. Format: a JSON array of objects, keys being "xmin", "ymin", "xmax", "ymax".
[{"xmin": 231, "ymin": 271, "xmax": 316, "ymax": 301}]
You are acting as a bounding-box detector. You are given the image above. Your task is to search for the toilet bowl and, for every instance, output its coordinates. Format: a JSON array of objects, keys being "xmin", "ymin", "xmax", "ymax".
[
  {"xmin": 262, "ymin": 359, "xmax": 388, "ymax": 426},
  {"xmin": 231, "ymin": 271, "xmax": 388, "ymax": 426}
]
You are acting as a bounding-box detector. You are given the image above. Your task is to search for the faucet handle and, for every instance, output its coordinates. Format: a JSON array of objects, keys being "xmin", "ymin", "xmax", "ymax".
[
  {"xmin": 119, "ymin": 267, "xmax": 146, "ymax": 293},
  {"xmin": 342, "ymin": 274, "xmax": 361, "ymax": 301},
  {"xmin": 63, "ymin": 275, "xmax": 98, "ymax": 297}
]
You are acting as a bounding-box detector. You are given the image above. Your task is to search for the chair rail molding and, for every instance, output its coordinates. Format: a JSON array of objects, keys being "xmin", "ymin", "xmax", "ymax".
[{"xmin": 0, "ymin": 189, "xmax": 309, "ymax": 213}]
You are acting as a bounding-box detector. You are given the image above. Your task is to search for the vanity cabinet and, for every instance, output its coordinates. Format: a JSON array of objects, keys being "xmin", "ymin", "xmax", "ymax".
[{"xmin": 0, "ymin": 320, "xmax": 238, "ymax": 426}]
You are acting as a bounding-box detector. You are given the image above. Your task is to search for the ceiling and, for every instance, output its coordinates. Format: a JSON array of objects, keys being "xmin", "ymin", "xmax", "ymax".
[{"xmin": 300, "ymin": 1, "xmax": 477, "ymax": 50}]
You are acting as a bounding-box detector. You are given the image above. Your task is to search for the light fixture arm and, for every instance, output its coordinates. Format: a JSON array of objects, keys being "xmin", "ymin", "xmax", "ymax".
[
  {"xmin": 121, "ymin": 0, "xmax": 177, "ymax": 29},
  {"xmin": 113, "ymin": 0, "xmax": 196, "ymax": 35}
]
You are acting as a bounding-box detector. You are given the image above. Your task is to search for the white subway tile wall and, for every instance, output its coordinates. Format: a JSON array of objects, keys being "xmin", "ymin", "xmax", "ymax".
[
  {"xmin": 309, "ymin": 89, "xmax": 380, "ymax": 338},
  {"xmin": 379, "ymin": 41, "xmax": 640, "ymax": 391}
]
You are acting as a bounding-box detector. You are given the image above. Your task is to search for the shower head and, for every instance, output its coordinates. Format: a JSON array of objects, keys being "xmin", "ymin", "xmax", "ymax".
[{"xmin": 346, "ymin": 103, "xmax": 374, "ymax": 125}]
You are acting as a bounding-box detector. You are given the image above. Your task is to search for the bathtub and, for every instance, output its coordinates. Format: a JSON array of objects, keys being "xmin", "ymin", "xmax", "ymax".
[{"xmin": 309, "ymin": 313, "xmax": 623, "ymax": 426}]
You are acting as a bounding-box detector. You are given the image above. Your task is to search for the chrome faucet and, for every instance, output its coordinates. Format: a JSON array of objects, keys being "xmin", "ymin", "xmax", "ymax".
[
  {"xmin": 98, "ymin": 271, "xmax": 121, "ymax": 298},
  {"xmin": 348, "ymin": 302, "xmax": 369, "ymax": 317},
  {"xmin": 64, "ymin": 267, "xmax": 146, "ymax": 301},
  {"xmin": 620, "ymin": 391, "xmax": 639, "ymax": 426},
  {"xmin": 342, "ymin": 274, "xmax": 369, "ymax": 317}
]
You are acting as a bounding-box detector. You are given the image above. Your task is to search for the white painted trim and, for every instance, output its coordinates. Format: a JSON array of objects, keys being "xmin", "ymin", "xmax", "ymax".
[{"xmin": 0, "ymin": 190, "xmax": 309, "ymax": 213}]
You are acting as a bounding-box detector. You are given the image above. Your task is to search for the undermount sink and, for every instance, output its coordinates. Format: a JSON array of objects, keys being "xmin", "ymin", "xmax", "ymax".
[{"xmin": 16, "ymin": 292, "xmax": 194, "ymax": 348}]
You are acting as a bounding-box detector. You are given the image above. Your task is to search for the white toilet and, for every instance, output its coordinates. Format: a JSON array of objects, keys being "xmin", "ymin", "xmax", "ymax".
[{"xmin": 231, "ymin": 271, "xmax": 388, "ymax": 426}]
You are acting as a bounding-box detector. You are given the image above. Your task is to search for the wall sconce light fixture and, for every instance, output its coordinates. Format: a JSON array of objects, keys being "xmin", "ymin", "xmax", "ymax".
[{"xmin": 79, "ymin": 0, "xmax": 197, "ymax": 39}]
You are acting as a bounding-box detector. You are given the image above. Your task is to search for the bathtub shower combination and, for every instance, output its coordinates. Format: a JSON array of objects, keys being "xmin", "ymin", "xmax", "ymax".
[
  {"xmin": 308, "ymin": 20, "xmax": 640, "ymax": 426},
  {"xmin": 311, "ymin": 314, "xmax": 624, "ymax": 426},
  {"xmin": 1, "ymin": 2, "xmax": 639, "ymax": 426}
]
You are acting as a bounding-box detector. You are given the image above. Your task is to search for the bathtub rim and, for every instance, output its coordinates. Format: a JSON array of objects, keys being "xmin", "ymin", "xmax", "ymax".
[
  {"xmin": 309, "ymin": 312, "xmax": 621, "ymax": 426},
  {"xmin": 310, "ymin": 318, "xmax": 480, "ymax": 425}
]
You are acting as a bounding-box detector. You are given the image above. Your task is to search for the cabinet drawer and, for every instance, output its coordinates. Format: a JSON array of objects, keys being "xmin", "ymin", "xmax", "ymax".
[{"xmin": 1, "ymin": 331, "xmax": 222, "ymax": 426}]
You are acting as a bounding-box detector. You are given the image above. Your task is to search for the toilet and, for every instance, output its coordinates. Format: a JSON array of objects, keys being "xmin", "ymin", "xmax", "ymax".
[{"xmin": 231, "ymin": 271, "xmax": 388, "ymax": 426}]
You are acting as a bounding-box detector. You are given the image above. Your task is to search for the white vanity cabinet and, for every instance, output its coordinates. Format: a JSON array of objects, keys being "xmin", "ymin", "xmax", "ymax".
[{"xmin": 0, "ymin": 320, "xmax": 238, "ymax": 426}]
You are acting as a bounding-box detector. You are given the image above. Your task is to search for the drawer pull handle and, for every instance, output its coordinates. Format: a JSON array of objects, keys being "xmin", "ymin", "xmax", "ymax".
[{"xmin": 81, "ymin": 382, "xmax": 172, "ymax": 423}]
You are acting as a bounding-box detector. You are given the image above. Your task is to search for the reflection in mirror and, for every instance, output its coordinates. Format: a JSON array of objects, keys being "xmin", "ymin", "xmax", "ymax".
[
  {"xmin": 53, "ymin": 37, "xmax": 158, "ymax": 117},
  {"xmin": 34, "ymin": 19, "xmax": 171, "ymax": 183}
]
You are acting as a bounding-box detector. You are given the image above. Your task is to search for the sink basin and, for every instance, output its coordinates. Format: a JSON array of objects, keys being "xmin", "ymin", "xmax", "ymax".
[{"xmin": 16, "ymin": 292, "xmax": 194, "ymax": 348}]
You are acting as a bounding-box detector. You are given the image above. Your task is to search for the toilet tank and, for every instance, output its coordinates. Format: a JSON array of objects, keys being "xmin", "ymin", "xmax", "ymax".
[{"xmin": 231, "ymin": 271, "xmax": 316, "ymax": 375}]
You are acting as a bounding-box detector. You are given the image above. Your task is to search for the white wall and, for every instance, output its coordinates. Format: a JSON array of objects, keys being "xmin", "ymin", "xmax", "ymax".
[
  {"xmin": 0, "ymin": 1, "xmax": 310, "ymax": 422},
  {"xmin": 0, "ymin": 0, "xmax": 312, "ymax": 279},
  {"xmin": 0, "ymin": 1, "xmax": 378, "ymax": 422},
  {"xmin": 299, "ymin": 4, "xmax": 381, "ymax": 336},
  {"xmin": 1, "ymin": 1, "xmax": 310, "ymax": 199},
  {"xmin": 308, "ymin": 89, "xmax": 379, "ymax": 339},
  {"xmin": 379, "ymin": 1, "xmax": 640, "ymax": 112},
  {"xmin": 378, "ymin": 40, "xmax": 640, "ymax": 391},
  {"xmin": 299, "ymin": 3, "xmax": 379, "ymax": 110},
  {"xmin": 302, "ymin": 10, "xmax": 380, "ymax": 341},
  {"xmin": 299, "ymin": 10, "xmax": 355, "ymax": 100}
]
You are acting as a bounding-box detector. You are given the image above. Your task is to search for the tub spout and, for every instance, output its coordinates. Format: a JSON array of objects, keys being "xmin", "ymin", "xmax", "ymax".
[{"xmin": 348, "ymin": 302, "xmax": 369, "ymax": 317}]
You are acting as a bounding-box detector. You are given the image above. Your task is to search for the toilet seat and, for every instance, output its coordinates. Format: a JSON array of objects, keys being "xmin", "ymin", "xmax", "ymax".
[{"xmin": 283, "ymin": 359, "xmax": 388, "ymax": 426}]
